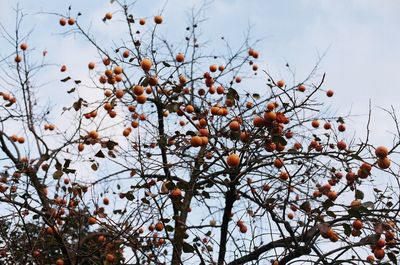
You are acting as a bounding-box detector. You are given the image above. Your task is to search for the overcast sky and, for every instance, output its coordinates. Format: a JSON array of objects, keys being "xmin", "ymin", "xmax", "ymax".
[{"xmin": 1, "ymin": 0, "xmax": 399, "ymax": 146}]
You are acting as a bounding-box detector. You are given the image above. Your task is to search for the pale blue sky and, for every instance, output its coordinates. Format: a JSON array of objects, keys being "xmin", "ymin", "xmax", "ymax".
[{"xmin": 1, "ymin": 0, "xmax": 400, "ymax": 146}]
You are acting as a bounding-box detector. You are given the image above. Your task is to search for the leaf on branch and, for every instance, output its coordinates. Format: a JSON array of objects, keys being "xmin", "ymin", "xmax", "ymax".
[
  {"xmin": 55, "ymin": 160, "xmax": 62, "ymax": 170},
  {"xmin": 61, "ymin": 76, "xmax": 71, "ymax": 82},
  {"xmin": 355, "ymin": 189, "xmax": 364, "ymax": 200},
  {"xmin": 162, "ymin": 61, "xmax": 171, "ymax": 67},
  {"xmin": 227, "ymin": 88, "xmax": 239, "ymax": 100},
  {"xmin": 141, "ymin": 197, "xmax": 150, "ymax": 205},
  {"xmin": 186, "ymin": 131, "xmax": 196, "ymax": 136},
  {"xmin": 74, "ymin": 80, "xmax": 81, "ymax": 84},
  {"xmin": 95, "ymin": 150, "xmax": 105, "ymax": 158},
  {"xmin": 322, "ymin": 199, "xmax": 334, "ymax": 210},
  {"xmin": 337, "ymin": 117, "xmax": 345, "ymax": 124},
  {"xmin": 272, "ymin": 135, "xmax": 287, "ymax": 146},
  {"xmin": 362, "ymin": 201, "xmax": 374, "ymax": 209},
  {"xmin": 182, "ymin": 242, "xmax": 195, "ymax": 253},
  {"xmin": 53, "ymin": 170, "xmax": 63, "ymax": 179},
  {"xmin": 343, "ymin": 223, "xmax": 351, "ymax": 237},
  {"xmin": 202, "ymin": 191, "xmax": 210, "ymax": 199},
  {"xmin": 165, "ymin": 225, "xmax": 174, "ymax": 232},
  {"xmin": 326, "ymin": 211, "xmax": 336, "ymax": 218},
  {"xmin": 125, "ymin": 193, "xmax": 135, "ymax": 201},
  {"xmin": 67, "ymin": 87, "xmax": 76, "ymax": 94},
  {"xmin": 141, "ymin": 77, "xmax": 149, "ymax": 87},
  {"xmin": 165, "ymin": 102, "xmax": 180, "ymax": 112},
  {"xmin": 91, "ymin": 163, "xmax": 98, "ymax": 171},
  {"xmin": 388, "ymin": 252, "xmax": 397, "ymax": 264},
  {"xmin": 73, "ymin": 98, "xmax": 84, "ymax": 111}
]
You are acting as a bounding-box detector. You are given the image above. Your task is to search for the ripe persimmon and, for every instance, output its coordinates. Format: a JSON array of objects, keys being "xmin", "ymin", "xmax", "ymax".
[
  {"xmin": 114, "ymin": 66, "xmax": 123, "ymax": 75},
  {"xmin": 337, "ymin": 140, "xmax": 347, "ymax": 150},
  {"xmin": 136, "ymin": 94, "xmax": 147, "ymax": 104},
  {"xmin": 229, "ymin": 121, "xmax": 240, "ymax": 131},
  {"xmin": 253, "ymin": 116, "xmax": 264, "ymax": 127},
  {"xmin": 373, "ymin": 248, "xmax": 385, "ymax": 260},
  {"xmin": 154, "ymin": 15, "xmax": 163, "ymax": 24},
  {"xmin": 20, "ymin": 43, "xmax": 28, "ymax": 51},
  {"xmin": 264, "ymin": 111, "xmax": 276, "ymax": 122},
  {"xmin": 170, "ymin": 188, "xmax": 182, "ymax": 197},
  {"xmin": 155, "ymin": 222, "xmax": 164, "ymax": 231},
  {"xmin": 106, "ymin": 254, "xmax": 115, "ymax": 262},
  {"xmin": 352, "ymin": 219, "xmax": 363, "ymax": 230},
  {"xmin": 276, "ymin": 80, "xmax": 285, "ymax": 88},
  {"xmin": 78, "ymin": 143, "xmax": 84, "ymax": 152},
  {"xmin": 88, "ymin": 130, "xmax": 99, "ymax": 139},
  {"xmin": 105, "ymin": 12, "xmax": 112, "ymax": 20},
  {"xmin": 115, "ymin": 89, "xmax": 124, "ymax": 98},
  {"xmin": 274, "ymin": 158, "xmax": 284, "ymax": 168},
  {"xmin": 88, "ymin": 217, "xmax": 96, "ymax": 225},
  {"xmin": 140, "ymin": 58, "xmax": 152, "ymax": 71},
  {"xmin": 209, "ymin": 64, "xmax": 217, "ymax": 72},
  {"xmin": 227, "ymin": 153, "xmax": 240, "ymax": 167},
  {"xmin": 298, "ymin": 84, "xmax": 306, "ymax": 92},
  {"xmin": 176, "ymin": 53, "xmax": 184, "ymax": 62},
  {"xmin": 311, "ymin": 120, "xmax": 320, "ymax": 128},
  {"xmin": 377, "ymin": 157, "xmax": 391, "ymax": 169},
  {"xmin": 67, "ymin": 18, "xmax": 75, "ymax": 25},
  {"xmin": 191, "ymin": 136, "xmax": 202, "ymax": 147},
  {"xmin": 133, "ymin": 85, "xmax": 144, "ymax": 95},
  {"xmin": 375, "ymin": 146, "xmax": 388, "ymax": 158},
  {"xmin": 59, "ymin": 18, "xmax": 66, "ymax": 26}
]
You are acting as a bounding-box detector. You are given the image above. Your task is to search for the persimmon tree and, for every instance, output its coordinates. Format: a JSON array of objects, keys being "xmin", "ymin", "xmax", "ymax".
[{"xmin": 0, "ymin": 2, "xmax": 399, "ymax": 265}]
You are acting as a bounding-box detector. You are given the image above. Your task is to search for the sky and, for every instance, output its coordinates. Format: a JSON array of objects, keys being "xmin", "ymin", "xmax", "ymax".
[{"xmin": 0, "ymin": 0, "xmax": 399, "ymax": 148}]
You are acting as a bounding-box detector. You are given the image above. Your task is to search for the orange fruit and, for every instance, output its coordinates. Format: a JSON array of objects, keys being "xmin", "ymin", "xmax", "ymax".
[
  {"xmin": 311, "ymin": 120, "xmax": 320, "ymax": 128},
  {"xmin": 136, "ymin": 94, "xmax": 147, "ymax": 104},
  {"xmin": 114, "ymin": 66, "xmax": 123, "ymax": 75},
  {"xmin": 154, "ymin": 15, "xmax": 163, "ymax": 24},
  {"xmin": 140, "ymin": 58, "xmax": 152, "ymax": 71},
  {"xmin": 229, "ymin": 121, "xmax": 240, "ymax": 131},
  {"xmin": 298, "ymin": 84, "xmax": 306, "ymax": 92},
  {"xmin": 106, "ymin": 254, "xmax": 115, "ymax": 262},
  {"xmin": 155, "ymin": 222, "xmax": 164, "ymax": 231},
  {"xmin": 253, "ymin": 116, "xmax": 264, "ymax": 127},
  {"xmin": 377, "ymin": 157, "xmax": 391, "ymax": 169},
  {"xmin": 227, "ymin": 153, "xmax": 240, "ymax": 167},
  {"xmin": 375, "ymin": 146, "xmax": 388, "ymax": 158},
  {"xmin": 20, "ymin": 43, "xmax": 28, "ymax": 51},
  {"xmin": 264, "ymin": 111, "xmax": 276, "ymax": 122},
  {"xmin": 133, "ymin": 85, "xmax": 144, "ymax": 95},
  {"xmin": 67, "ymin": 18, "xmax": 75, "ymax": 25},
  {"xmin": 191, "ymin": 136, "xmax": 202, "ymax": 147},
  {"xmin": 274, "ymin": 158, "xmax": 284, "ymax": 168},
  {"xmin": 88, "ymin": 216, "xmax": 97, "ymax": 225},
  {"xmin": 276, "ymin": 80, "xmax": 285, "ymax": 88},
  {"xmin": 176, "ymin": 53, "xmax": 185, "ymax": 62},
  {"xmin": 373, "ymin": 248, "xmax": 385, "ymax": 260},
  {"xmin": 170, "ymin": 188, "xmax": 182, "ymax": 197},
  {"xmin": 105, "ymin": 12, "xmax": 112, "ymax": 20},
  {"xmin": 59, "ymin": 18, "xmax": 66, "ymax": 26}
]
